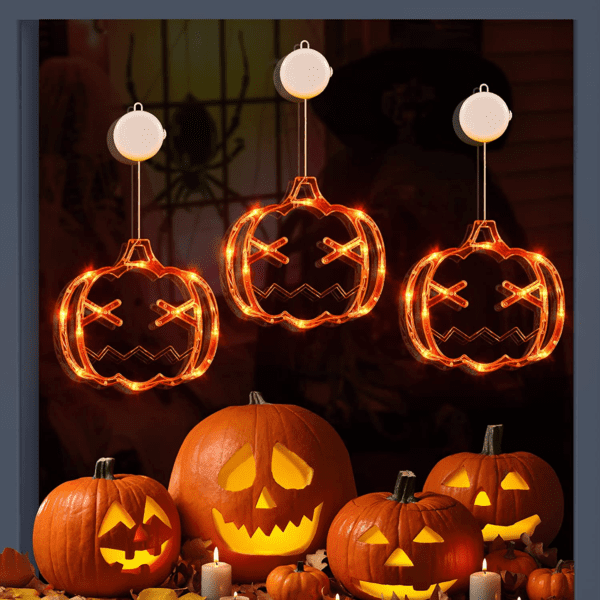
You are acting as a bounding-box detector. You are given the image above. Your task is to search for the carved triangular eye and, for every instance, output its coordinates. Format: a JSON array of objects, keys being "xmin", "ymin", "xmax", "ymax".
[
  {"xmin": 272, "ymin": 443, "xmax": 313, "ymax": 490},
  {"xmin": 501, "ymin": 471, "xmax": 530, "ymax": 490},
  {"xmin": 218, "ymin": 443, "xmax": 256, "ymax": 491},
  {"xmin": 99, "ymin": 501, "xmax": 136, "ymax": 536},
  {"xmin": 442, "ymin": 466, "xmax": 470, "ymax": 488},
  {"xmin": 359, "ymin": 525, "xmax": 389, "ymax": 545},
  {"xmin": 413, "ymin": 526, "xmax": 444, "ymax": 543},
  {"xmin": 143, "ymin": 496, "xmax": 172, "ymax": 527}
]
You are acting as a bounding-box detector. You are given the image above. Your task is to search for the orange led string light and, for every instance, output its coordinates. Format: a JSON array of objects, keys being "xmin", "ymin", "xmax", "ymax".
[
  {"xmin": 221, "ymin": 42, "xmax": 386, "ymax": 330},
  {"xmin": 54, "ymin": 104, "xmax": 219, "ymax": 392},
  {"xmin": 400, "ymin": 85, "xmax": 565, "ymax": 374}
]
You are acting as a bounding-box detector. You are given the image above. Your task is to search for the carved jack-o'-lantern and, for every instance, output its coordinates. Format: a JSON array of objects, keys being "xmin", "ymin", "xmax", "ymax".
[
  {"xmin": 168, "ymin": 392, "xmax": 357, "ymax": 582},
  {"xmin": 33, "ymin": 457, "xmax": 181, "ymax": 598},
  {"xmin": 221, "ymin": 176, "xmax": 386, "ymax": 330},
  {"xmin": 327, "ymin": 471, "xmax": 484, "ymax": 600},
  {"xmin": 400, "ymin": 219, "xmax": 565, "ymax": 374},
  {"xmin": 423, "ymin": 424, "xmax": 564, "ymax": 547},
  {"xmin": 54, "ymin": 238, "xmax": 219, "ymax": 392}
]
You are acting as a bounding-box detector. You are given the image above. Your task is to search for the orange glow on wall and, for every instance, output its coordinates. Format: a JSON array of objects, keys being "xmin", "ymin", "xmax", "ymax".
[
  {"xmin": 400, "ymin": 220, "xmax": 565, "ymax": 374},
  {"xmin": 54, "ymin": 238, "xmax": 219, "ymax": 392},
  {"xmin": 221, "ymin": 176, "xmax": 386, "ymax": 331}
]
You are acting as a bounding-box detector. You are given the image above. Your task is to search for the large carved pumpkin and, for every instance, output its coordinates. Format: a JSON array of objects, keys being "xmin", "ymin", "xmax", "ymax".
[
  {"xmin": 54, "ymin": 238, "xmax": 219, "ymax": 392},
  {"xmin": 423, "ymin": 424, "xmax": 564, "ymax": 547},
  {"xmin": 168, "ymin": 392, "xmax": 357, "ymax": 582},
  {"xmin": 221, "ymin": 176, "xmax": 385, "ymax": 330},
  {"xmin": 326, "ymin": 470, "xmax": 484, "ymax": 600},
  {"xmin": 33, "ymin": 457, "xmax": 181, "ymax": 597},
  {"xmin": 400, "ymin": 219, "xmax": 565, "ymax": 374}
]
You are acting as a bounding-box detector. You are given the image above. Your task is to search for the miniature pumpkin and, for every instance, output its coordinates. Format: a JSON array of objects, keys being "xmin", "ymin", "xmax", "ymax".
[
  {"xmin": 168, "ymin": 391, "xmax": 357, "ymax": 583},
  {"xmin": 423, "ymin": 424, "xmax": 564, "ymax": 547},
  {"xmin": 54, "ymin": 238, "xmax": 219, "ymax": 393},
  {"xmin": 485, "ymin": 541, "xmax": 537, "ymax": 590},
  {"xmin": 33, "ymin": 457, "xmax": 181, "ymax": 597},
  {"xmin": 526, "ymin": 561, "xmax": 574, "ymax": 600},
  {"xmin": 221, "ymin": 176, "xmax": 385, "ymax": 330},
  {"xmin": 266, "ymin": 561, "xmax": 330, "ymax": 600},
  {"xmin": 0, "ymin": 548, "xmax": 35, "ymax": 586},
  {"xmin": 400, "ymin": 219, "xmax": 565, "ymax": 374},
  {"xmin": 326, "ymin": 470, "xmax": 484, "ymax": 600}
]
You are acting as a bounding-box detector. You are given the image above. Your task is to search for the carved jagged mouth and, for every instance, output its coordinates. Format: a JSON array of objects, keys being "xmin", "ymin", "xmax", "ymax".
[
  {"xmin": 481, "ymin": 514, "xmax": 541, "ymax": 542},
  {"xmin": 212, "ymin": 503, "xmax": 323, "ymax": 555},
  {"xmin": 100, "ymin": 539, "xmax": 171, "ymax": 572},
  {"xmin": 357, "ymin": 579, "xmax": 457, "ymax": 600}
]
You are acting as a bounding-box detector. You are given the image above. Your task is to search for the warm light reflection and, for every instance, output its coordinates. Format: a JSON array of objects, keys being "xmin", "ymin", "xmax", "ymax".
[
  {"xmin": 54, "ymin": 238, "xmax": 219, "ymax": 393},
  {"xmin": 220, "ymin": 176, "xmax": 386, "ymax": 331},
  {"xmin": 399, "ymin": 220, "xmax": 565, "ymax": 374}
]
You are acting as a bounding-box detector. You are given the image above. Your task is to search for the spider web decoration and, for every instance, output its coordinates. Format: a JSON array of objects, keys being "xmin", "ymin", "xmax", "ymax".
[
  {"xmin": 54, "ymin": 238, "xmax": 219, "ymax": 393},
  {"xmin": 221, "ymin": 176, "xmax": 386, "ymax": 331},
  {"xmin": 400, "ymin": 220, "xmax": 565, "ymax": 374}
]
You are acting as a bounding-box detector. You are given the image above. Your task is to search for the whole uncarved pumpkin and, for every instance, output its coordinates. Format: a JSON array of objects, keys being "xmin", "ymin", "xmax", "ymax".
[
  {"xmin": 423, "ymin": 424, "xmax": 564, "ymax": 547},
  {"xmin": 168, "ymin": 392, "xmax": 357, "ymax": 583},
  {"xmin": 526, "ymin": 561, "xmax": 574, "ymax": 600},
  {"xmin": 326, "ymin": 470, "xmax": 484, "ymax": 600},
  {"xmin": 33, "ymin": 458, "xmax": 181, "ymax": 597},
  {"xmin": 266, "ymin": 561, "xmax": 330, "ymax": 600}
]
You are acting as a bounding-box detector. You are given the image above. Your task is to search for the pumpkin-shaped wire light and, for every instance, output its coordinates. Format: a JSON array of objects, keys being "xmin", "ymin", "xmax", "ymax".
[
  {"xmin": 400, "ymin": 85, "xmax": 565, "ymax": 374},
  {"xmin": 221, "ymin": 41, "xmax": 386, "ymax": 331},
  {"xmin": 54, "ymin": 103, "xmax": 219, "ymax": 392}
]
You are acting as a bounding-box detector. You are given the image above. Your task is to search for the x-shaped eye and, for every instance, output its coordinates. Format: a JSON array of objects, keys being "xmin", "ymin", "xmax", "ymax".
[
  {"xmin": 496, "ymin": 281, "xmax": 543, "ymax": 311},
  {"xmin": 249, "ymin": 237, "xmax": 289, "ymax": 267},
  {"xmin": 151, "ymin": 299, "xmax": 198, "ymax": 329},
  {"xmin": 83, "ymin": 299, "xmax": 123, "ymax": 329},
  {"xmin": 318, "ymin": 237, "xmax": 364, "ymax": 267},
  {"xmin": 428, "ymin": 280, "xmax": 468, "ymax": 310}
]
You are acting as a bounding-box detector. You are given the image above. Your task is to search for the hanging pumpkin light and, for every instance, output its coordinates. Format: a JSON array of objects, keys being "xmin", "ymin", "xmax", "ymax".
[
  {"xmin": 54, "ymin": 103, "xmax": 219, "ymax": 392},
  {"xmin": 221, "ymin": 42, "xmax": 385, "ymax": 331},
  {"xmin": 399, "ymin": 85, "xmax": 565, "ymax": 374}
]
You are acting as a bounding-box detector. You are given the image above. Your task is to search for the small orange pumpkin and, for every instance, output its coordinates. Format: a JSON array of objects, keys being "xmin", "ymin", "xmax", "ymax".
[
  {"xmin": 526, "ymin": 561, "xmax": 574, "ymax": 600},
  {"xmin": 266, "ymin": 561, "xmax": 330, "ymax": 600},
  {"xmin": 485, "ymin": 541, "xmax": 537, "ymax": 591},
  {"xmin": 33, "ymin": 457, "xmax": 181, "ymax": 598}
]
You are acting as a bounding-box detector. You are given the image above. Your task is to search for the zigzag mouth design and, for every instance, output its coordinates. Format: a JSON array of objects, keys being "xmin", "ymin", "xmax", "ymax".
[
  {"xmin": 357, "ymin": 579, "xmax": 457, "ymax": 600},
  {"xmin": 434, "ymin": 326, "xmax": 539, "ymax": 345},
  {"xmin": 88, "ymin": 345, "xmax": 192, "ymax": 364},
  {"xmin": 212, "ymin": 503, "xmax": 323, "ymax": 556},
  {"xmin": 481, "ymin": 514, "xmax": 541, "ymax": 542},
  {"xmin": 253, "ymin": 283, "xmax": 359, "ymax": 302}
]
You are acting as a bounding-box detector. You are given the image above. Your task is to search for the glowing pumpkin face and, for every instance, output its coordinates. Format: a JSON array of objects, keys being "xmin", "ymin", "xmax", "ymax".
[
  {"xmin": 54, "ymin": 238, "xmax": 219, "ymax": 392},
  {"xmin": 400, "ymin": 220, "xmax": 565, "ymax": 374},
  {"xmin": 33, "ymin": 458, "xmax": 181, "ymax": 598},
  {"xmin": 168, "ymin": 392, "xmax": 357, "ymax": 582},
  {"xmin": 423, "ymin": 425, "xmax": 564, "ymax": 547},
  {"xmin": 221, "ymin": 176, "xmax": 385, "ymax": 330},
  {"xmin": 327, "ymin": 471, "xmax": 484, "ymax": 600}
]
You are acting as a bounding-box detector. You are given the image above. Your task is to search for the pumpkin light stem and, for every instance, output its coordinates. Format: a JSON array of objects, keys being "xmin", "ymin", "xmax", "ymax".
[
  {"xmin": 296, "ymin": 561, "xmax": 304, "ymax": 572},
  {"xmin": 249, "ymin": 391, "xmax": 269, "ymax": 405},
  {"xmin": 388, "ymin": 470, "xmax": 418, "ymax": 504},
  {"xmin": 481, "ymin": 424, "xmax": 503, "ymax": 456},
  {"xmin": 93, "ymin": 457, "xmax": 115, "ymax": 480}
]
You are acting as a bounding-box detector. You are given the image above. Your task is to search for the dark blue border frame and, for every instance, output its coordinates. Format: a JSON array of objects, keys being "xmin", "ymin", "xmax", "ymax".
[{"xmin": 2, "ymin": 6, "xmax": 598, "ymax": 597}]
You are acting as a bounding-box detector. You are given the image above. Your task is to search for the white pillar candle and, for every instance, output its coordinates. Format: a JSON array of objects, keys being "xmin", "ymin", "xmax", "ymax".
[
  {"xmin": 469, "ymin": 559, "xmax": 501, "ymax": 600},
  {"xmin": 201, "ymin": 548, "xmax": 232, "ymax": 600},
  {"xmin": 220, "ymin": 594, "xmax": 250, "ymax": 600}
]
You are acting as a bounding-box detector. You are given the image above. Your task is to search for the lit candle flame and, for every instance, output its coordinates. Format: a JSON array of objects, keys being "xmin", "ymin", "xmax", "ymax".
[
  {"xmin": 482, "ymin": 558, "xmax": 487, "ymax": 571},
  {"xmin": 336, "ymin": 595, "xmax": 340, "ymax": 600},
  {"xmin": 234, "ymin": 594, "xmax": 238, "ymax": 599},
  {"xmin": 214, "ymin": 547, "xmax": 219, "ymax": 565}
]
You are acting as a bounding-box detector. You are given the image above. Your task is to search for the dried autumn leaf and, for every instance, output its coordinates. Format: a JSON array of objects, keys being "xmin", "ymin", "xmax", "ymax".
[
  {"xmin": 0, "ymin": 549, "xmax": 36, "ymax": 588},
  {"xmin": 488, "ymin": 535, "xmax": 508, "ymax": 554},
  {"xmin": 306, "ymin": 549, "xmax": 329, "ymax": 572},
  {"xmin": 232, "ymin": 583, "xmax": 260, "ymax": 600},
  {"xmin": 520, "ymin": 533, "xmax": 558, "ymax": 568},
  {"xmin": 181, "ymin": 540, "xmax": 212, "ymax": 565},
  {"xmin": 429, "ymin": 584, "xmax": 450, "ymax": 600},
  {"xmin": 177, "ymin": 594, "xmax": 206, "ymax": 600},
  {"xmin": 500, "ymin": 570, "xmax": 528, "ymax": 592},
  {"xmin": 255, "ymin": 590, "xmax": 273, "ymax": 600}
]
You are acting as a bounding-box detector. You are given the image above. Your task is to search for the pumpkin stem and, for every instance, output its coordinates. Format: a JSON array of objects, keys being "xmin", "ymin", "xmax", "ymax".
[
  {"xmin": 295, "ymin": 561, "xmax": 304, "ymax": 572},
  {"xmin": 388, "ymin": 470, "xmax": 418, "ymax": 503},
  {"xmin": 555, "ymin": 560, "xmax": 565, "ymax": 573},
  {"xmin": 93, "ymin": 457, "xmax": 115, "ymax": 480},
  {"xmin": 249, "ymin": 392, "xmax": 269, "ymax": 405},
  {"xmin": 481, "ymin": 424, "xmax": 503, "ymax": 455},
  {"xmin": 504, "ymin": 541, "xmax": 517, "ymax": 560}
]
